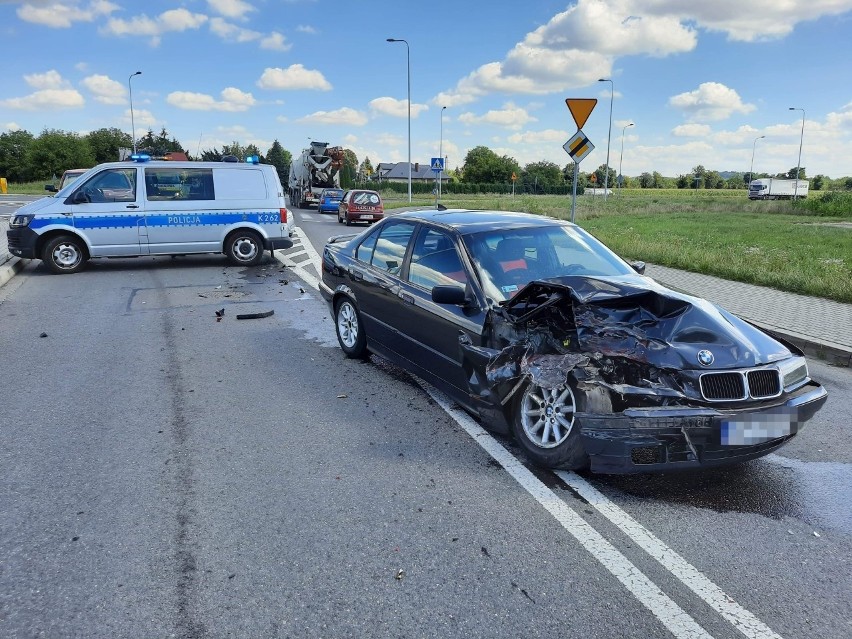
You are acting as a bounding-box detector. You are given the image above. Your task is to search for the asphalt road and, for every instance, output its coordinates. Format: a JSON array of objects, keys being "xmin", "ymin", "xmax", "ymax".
[{"xmin": 0, "ymin": 202, "xmax": 850, "ymax": 638}]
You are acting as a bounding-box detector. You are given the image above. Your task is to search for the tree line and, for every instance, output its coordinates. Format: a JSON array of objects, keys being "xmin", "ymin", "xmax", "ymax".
[{"xmin": 4, "ymin": 130, "xmax": 851, "ymax": 192}]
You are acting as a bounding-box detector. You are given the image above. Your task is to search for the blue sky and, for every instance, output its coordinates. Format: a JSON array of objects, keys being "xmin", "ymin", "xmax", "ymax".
[{"xmin": 1, "ymin": 0, "xmax": 851, "ymax": 179}]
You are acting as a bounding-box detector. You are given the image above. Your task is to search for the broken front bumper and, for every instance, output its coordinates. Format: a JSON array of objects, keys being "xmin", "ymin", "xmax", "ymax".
[{"xmin": 578, "ymin": 382, "xmax": 827, "ymax": 474}]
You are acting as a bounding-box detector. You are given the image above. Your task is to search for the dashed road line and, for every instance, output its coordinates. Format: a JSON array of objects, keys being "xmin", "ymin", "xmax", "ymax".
[{"xmin": 557, "ymin": 471, "xmax": 783, "ymax": 639}]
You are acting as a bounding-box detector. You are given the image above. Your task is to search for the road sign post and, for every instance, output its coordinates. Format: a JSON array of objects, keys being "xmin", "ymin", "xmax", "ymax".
[
  {"xmin": 431, "ymin": 157, "xmax": 444, "ymax": 208},
  {"xmin": 563, "ymin": 98, "xmax": 598, "ymax": 224}
]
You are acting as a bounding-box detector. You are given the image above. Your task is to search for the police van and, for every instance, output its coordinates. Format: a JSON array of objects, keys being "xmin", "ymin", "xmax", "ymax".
[{"xmin": 6, "ymin": 155, "xmax": 295, "ymax": 274}]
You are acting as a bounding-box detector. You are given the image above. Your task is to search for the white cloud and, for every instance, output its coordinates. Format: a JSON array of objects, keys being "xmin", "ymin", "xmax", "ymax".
[
  {"xmin": 124, "ymin": 108, "xmax": 156, "ymax": 128},
  {"xmin": 507, "ymin": 129, "xmax": 569, "ymax": 144},
  {"xmin": 257, "ymin": 65, "xmax": 332, "ymax": 91},
  {"xmin": 101, "ymin": 8, "xmax": 208, "ymax": 45},
  {"xmin": 81, "ymin": 74, "xmax": 125, "ymax": 105},
  {"xmin": 1, "ymin": 88, "xmax": 85, "ymax": 111},
  {"xmin": 296, "ymin": 25, "xmax": 317, "ymax": 34},
  {"xmin": 17, "ymin": 0, "xmax": 118, "ymax": 28},
  {"xmin": 24, "ymin": 69, "xmax": 69, "ymax": 89},
  {"xmin": 209, "ymin": 17, "xmax": 260, "ymax": 43},
  {"xmin": 260, "ymin": 31, "xmax": 291, "ymax": 51},
  {"xmin": 166, "ymin": 87, "xmax": 256, "ymax": 112},
  {"xmin": 458, "ymin": 103, "xmax": 537, "ymax": 130},
  {"xmin": 207, "ymin": 0, "xmax": 255, "ymax": 20},
  {"xmin": 342, "ymin": 134, "xmax": 358, "ymax": 145},
  {"xmin": 369, "ymin": 97, "xmax": 429, "ymax": 119},
  {"xmin": 433, "ymin": 0, "xmax": 852, "ymax": 107},
  {"xmin": 4, "ymin": 122, "xmax": 22, "ymax": 132},
  {"xmin": 672, "ymin": 123, "xmax": 712, "ymax": 137},
  {"xmin": 669, "ymin": 82, "xmax": 755, "ymax": 122},
  {"xmin": 298, "ymin": 107, "xmax": 368, "ymax": 126}
]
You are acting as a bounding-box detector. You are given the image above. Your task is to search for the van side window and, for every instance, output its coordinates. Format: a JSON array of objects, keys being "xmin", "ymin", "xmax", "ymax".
[
  {"xmin": 145, "ymin": 169, "xmax": 214, "ymax": 201},
  {"xmin": 79, "ymin": 169, "xmax": 137, "ymax": 203}
]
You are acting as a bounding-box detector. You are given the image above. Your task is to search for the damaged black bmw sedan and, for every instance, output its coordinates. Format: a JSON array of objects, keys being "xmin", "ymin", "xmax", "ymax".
[{"xmin": 319, "ymin": 210, "xmax": 827, "ymax": 474}]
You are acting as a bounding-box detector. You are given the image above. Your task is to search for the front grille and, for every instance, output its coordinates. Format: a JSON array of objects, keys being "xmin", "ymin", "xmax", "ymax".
[
  {"xmin": 699, "ymin": 368, "xmax": 782, "ymax": 401},
  {"xmin": 747, "ymin": 369, "xmax": 781, "ymax": 398},
  {"xmin": 700, "ymin": 373, "xmax": 746, "ymax": 400}
]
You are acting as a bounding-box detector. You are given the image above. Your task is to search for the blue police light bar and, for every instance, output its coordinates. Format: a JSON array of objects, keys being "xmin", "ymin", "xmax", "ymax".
[
  {"xmin": 245, "ymin": 155, "xmax": 260, "ymax": 164},
  {"xmin": 130, "ymin": 153, "xmax": 150, "ymax": 162}
]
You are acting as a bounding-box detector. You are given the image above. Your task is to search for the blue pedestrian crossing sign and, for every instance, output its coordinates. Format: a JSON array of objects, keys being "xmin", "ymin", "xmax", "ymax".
[{"xmin": 431, "ymin": 157, "xmax": 444, "ymax": 172}]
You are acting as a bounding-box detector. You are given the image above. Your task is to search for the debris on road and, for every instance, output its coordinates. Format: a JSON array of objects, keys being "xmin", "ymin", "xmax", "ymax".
[
  {"xmin": 236, "ymin": 310, "xmax": 274, "ymax": 320},
  {"xmin": 215, "ymin": 308, "xmax": 225, "ymax": 322},
  {"xmin": 39, "ymin": 332, "xmax": 47, "ymax": 338},
  {"xmin": 395, "ymin": 569, "xmax": 405, "ymax": 580}
]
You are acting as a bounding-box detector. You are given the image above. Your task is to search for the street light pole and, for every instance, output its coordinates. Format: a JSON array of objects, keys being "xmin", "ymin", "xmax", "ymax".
[
  {"xmin": 618, "ymin": 122, "xmax": 633, "ymax": 192},
  {"xmin": 438, "ymin": 105, "xmax": 446, "ymax": 207},
  {"xmin": 387, "ymin": 38, "xmax": 411, "ymax": 203},
  {"xmin": 598, "ymin": 78, "xmax": 614, "ymax": 201},
  {"xmin": 128, "ymin": 71, "xmax": 142, "ymax": 154},
  {"xmin": 749, "ymin": 135, "xmax": 765, "ymax": 191},
  {"xmin": 788, "ymin": 107, "xmax": 805, "ymax": 199}
]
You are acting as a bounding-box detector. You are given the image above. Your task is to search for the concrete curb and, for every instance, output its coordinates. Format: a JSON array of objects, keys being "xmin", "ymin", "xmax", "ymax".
[{"xmin": 0, "ymin": 257, "xmax": 27, "ymax": 289}]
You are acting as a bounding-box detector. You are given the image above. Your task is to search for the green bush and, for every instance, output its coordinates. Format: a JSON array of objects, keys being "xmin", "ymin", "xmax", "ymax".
[{"xmin": 800, "ymin": 191, "xmax": 852, "ymax": 218}]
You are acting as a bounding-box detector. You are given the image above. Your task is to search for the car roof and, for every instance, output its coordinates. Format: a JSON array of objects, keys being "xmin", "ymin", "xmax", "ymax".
[{"xmin": 391, "ymin": 209, "xmax": 573, "ymax": 235}]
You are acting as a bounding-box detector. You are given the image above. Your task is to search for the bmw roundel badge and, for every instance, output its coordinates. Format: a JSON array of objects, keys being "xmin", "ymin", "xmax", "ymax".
[{"xmin": 697, "ymin": 350, "xmax": 714, "ymax": 366}]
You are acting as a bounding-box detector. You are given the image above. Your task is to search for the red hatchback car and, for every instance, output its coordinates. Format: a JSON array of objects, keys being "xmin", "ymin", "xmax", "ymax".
[{"xmin": 337, "ymin": 189, "xmax": 384, "ymax": 226}]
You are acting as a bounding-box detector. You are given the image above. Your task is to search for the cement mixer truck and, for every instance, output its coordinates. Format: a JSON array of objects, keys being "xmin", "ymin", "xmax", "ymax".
[{"xmin": 288, "ymin": 141, "xmax": 344, "ymax": 208}]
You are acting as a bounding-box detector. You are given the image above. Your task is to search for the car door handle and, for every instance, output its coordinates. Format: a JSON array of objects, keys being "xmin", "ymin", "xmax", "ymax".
[
  {"xmin": 400, "ymin": 292, "xmax": 414, "ymax": 305},
  {"xmin": 126, "ymin": 204, "xmax": 140, "ymax": 209},
  {"xmin": 350, "ymin": 269, "xmax": 364, "ymax": 281}
]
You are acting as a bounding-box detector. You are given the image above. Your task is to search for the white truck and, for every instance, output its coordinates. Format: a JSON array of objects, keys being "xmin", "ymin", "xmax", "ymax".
[
  {"xmin": 748, "ymin": 178, "xmax": 809, "ymax": 200},
  {"xmin": 288, "ymin": 141, "xmax": 344, "ymax": 208}
]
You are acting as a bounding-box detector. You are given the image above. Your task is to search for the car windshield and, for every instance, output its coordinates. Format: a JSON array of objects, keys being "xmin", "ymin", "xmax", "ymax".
[
  {"xmin": 63, "ymin": 172, "xmax": 86, "ymax": 188},
  {"xmin": 463, "ymin": 224, "xmax": 635, "ymax": 302},
  {"xmin": 324, "ymin": 190, "xmax": 343, "ymax": 199}
]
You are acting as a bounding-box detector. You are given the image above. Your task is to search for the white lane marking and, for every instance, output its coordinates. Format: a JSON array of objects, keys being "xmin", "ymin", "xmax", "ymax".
[
  {"xmin": 421, "ymin": 381, "xmax": 713, "ymax": 639},
  {"xmin": 288, "ymin": 229, "xmax": 781, "ymax": 639},
  {"xmin": 556, "ymin": 471, "xmax": 783, "ymax": 639},
  {"xmin": 274, "ymin": 228, "xmax": 319, "ymax": 291}
]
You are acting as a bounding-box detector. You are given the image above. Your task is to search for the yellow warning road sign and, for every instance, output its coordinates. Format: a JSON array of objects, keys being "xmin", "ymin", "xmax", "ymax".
[{"xmin": 565, "ymin": 98, "xmax": 597, "ymax": 130}]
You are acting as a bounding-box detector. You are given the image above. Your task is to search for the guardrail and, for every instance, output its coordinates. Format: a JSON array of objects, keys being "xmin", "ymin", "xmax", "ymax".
[{"xmin": 1, "ymin": 215, "xmax": 11, "ymax": 265}]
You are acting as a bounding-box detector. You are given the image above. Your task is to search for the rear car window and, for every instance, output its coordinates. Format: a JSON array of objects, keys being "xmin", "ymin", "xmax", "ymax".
[
  {"xmin": 352, "ymin": 191, "xmax": 381, "ymax": 206},
  {"xmin": 369, "ymin": 222, "xmax": 416, "ymax": 275}
]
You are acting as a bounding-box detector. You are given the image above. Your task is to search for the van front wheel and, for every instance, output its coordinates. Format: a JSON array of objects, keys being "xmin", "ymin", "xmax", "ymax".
[
  {"xmin": 225, "ymin": 230, "xmax": 264, "ymax": 266},
  {"xmin": 43, "ymin": 235, "xmax": 87, "ymax": 274}
]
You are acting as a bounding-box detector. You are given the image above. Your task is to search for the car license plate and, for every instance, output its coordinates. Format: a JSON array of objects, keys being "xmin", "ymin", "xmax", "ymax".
[
  {"xmin": 360, "ymin": 214, "xmax": 373, "ymax": 219},
  {"xmin": 720, "ymin": 408, "xmax": 794, "ymax": 445}
]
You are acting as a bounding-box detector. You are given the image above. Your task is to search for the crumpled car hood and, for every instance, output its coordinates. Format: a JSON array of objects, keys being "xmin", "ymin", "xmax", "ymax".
[{"xmin": 498, "ymin": 276, "xmax": 791, "ymax": 370}]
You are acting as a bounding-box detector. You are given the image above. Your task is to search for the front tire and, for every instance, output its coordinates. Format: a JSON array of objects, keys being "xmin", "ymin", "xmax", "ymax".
[
  {"xmin": 334, "ymin": 297, "xmax": 368, "ymax": 359},
  {"xmin": 511, "ymin": 378, "xmax": 610, "ymax": 470},
  {"xmin": 42, "ymin": 235, "xmax": 87, "ymax": 274},
  {"xmin": 225, "ymin": 229, "xmax": 264, "ymax": 266}
]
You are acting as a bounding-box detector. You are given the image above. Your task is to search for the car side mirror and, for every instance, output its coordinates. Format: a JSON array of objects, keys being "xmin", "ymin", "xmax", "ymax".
[
  {"xmin": 45, "ymin": 184, "xmax": 57, "ymax": 192},
  {"xmin": 432, "ymin": 284, "xmax": 467, "ymax": 305},
  {"xmin": 71, "ymin": 190, "xmax": 89, "ymax": 204},
  {"xmin": 631, "ymin": 261, "xmax": 646, "ymax": 275}
]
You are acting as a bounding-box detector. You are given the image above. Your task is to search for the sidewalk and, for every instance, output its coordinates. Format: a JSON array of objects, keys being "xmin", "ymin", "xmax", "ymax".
[{"xmin": 646, "ymin": 264, "xmax": 852, "ymax": 367}]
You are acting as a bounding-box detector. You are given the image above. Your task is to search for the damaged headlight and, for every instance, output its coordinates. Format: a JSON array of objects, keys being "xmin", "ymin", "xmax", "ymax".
[
  {"xmin": 777, "ymin": 356, "xmax": 809, "ymax": 390},
  {"xmin": 9, "ymin": 213, "xmax": 35, "ymax": 228}
]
